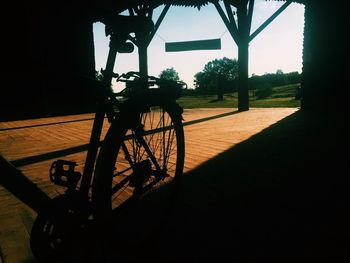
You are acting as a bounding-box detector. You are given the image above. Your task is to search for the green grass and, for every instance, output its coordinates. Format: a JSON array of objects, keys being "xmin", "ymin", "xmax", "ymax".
[
  {"xmin": 177, "ymin": 84, "xmax": 301, "ymax": 109},
  {"xmin": 270, "ymin": 84, "xmax": 300, "ymax": 98}
]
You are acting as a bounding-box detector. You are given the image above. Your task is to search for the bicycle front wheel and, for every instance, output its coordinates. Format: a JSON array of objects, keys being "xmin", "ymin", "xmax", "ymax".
[{"xmin": 92, "ymin": 103, "xmax": 184, "ymax": 217}]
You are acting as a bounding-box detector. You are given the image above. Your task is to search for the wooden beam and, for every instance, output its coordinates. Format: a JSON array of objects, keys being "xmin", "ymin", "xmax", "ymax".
[
  {"xmin": 147, "ymin": 7, "xmax": 154, "ymax": 18},
  {"xmin": 128, "ymin": 8, "xmax": 135, "ymax": 16},
  {"xmin": 213, "ymin": 1, "xmax": 239, "ymax": 45},
  {"xmin": 249, "ymin": 1, "xmax": 292, "ymax": 42},
  {"xmin": 223, "ymin": 1, "xmax": 240, "ymax": 40},
  {"xmin": 148, "ymin": 4, "xmax": 171, "ymax": 44},
  {"xmin": 237, "ymin": 0, "xmax": 250, "ymax": 111},
  {"xmin": 247, "ymin": 0, "xmax": 255, "ymax": 35},
  {"xmin": 224, "ymin": 1, "xmax": 236, "ymax": 24}
]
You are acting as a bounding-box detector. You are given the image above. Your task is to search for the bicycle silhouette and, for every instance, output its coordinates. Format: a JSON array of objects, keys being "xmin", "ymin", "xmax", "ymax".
[{"xmin": 0, "ymin": 14, "xmax": 185, "ymax": 261}]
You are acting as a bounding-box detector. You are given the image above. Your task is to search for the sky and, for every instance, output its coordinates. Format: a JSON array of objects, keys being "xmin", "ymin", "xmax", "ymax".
[{"xmin": 93, "ymin": 0, "xmax": 305, "ymax": 91}]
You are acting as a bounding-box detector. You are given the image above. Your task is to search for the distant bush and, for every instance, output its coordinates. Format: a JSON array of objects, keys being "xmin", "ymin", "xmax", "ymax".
[
  {"xmin": 249, "ymin": 71, "xmax": 301, "ymax": 90},
  {"xmin": 256, "ymin": 84, "xmax": 272, "ymax": 99},
  {"xmin": 182, "ymin": 88, "xmax": 197, "ymax": 96}
]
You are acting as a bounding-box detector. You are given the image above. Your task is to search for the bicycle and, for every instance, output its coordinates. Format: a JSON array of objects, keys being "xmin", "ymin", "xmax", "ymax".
[{"xmin": 2, "ymin": 14, "xmax": 186, "ymax": 261}]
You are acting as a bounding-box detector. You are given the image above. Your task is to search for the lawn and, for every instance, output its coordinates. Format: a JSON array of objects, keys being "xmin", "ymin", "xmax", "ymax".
[{"xmin": 177, "ymin": 84, "xmax": 301, "ymax": 109}]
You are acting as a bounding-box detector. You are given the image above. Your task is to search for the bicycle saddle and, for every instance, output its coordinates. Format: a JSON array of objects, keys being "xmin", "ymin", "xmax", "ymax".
[{"xmin": 104, "ymin": 15, "xmax": 154, "ymax": 37}]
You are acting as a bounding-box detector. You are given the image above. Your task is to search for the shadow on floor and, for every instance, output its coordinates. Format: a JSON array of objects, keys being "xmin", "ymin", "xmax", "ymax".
[
  {"xmin": 28, "ymin": 110, "xmax": 349, "ymax": 262},
  {"xmin": 118, "ymin": 110, "xmax": 349, "ymax": 263}
]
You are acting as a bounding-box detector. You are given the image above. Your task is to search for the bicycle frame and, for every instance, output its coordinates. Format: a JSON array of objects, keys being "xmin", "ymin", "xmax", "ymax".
[
  {"xmin": 1, "ymin": 14, "xmax": 187, "ymax": 261},
  {"xmin": 79, "ymin": 34, "xmax": 122, "ymax": 198},
  {"xmin": 0, "ymin": 18, "xmax": 184, "ymax": 215}
]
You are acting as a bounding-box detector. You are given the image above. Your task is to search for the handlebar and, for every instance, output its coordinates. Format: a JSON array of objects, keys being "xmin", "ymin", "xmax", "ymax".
[
  {"xmin": 117, "ymin": 71, "xmax": 139, "ymax": 81},
  {"xmin": 116, "ymin": 71, "xmax": 187, "ymax": 89}
]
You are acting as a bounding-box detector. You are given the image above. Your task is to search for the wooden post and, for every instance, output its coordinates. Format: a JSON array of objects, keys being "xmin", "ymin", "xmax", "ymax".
[
  {"xmin": 129, "ymin": 4, "xmax": 170, "ymax": 84},
  {"xmin": 215, "ymin": 0, "xmax": 292, "ymax": 112},
  {"xmin": 215, "ymin": 0, "xmax": 252, "ymax": 111},
  {"xmin": 138, "ymin": 42, "xmax": 148, "ymax": 82},
  {"xmin": 237, "ymin": 0, "xmax": 250, "ymax": 111}
]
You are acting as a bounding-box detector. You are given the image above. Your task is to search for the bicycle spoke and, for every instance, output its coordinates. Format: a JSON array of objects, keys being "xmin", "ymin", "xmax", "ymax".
[{"xmin": 94, "ymin": 104, "xmax": 184, "ymax": 211}]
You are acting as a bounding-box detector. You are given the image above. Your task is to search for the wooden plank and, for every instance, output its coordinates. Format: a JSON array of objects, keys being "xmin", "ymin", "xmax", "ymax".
[{"xmin": 0, "ymin": 108, "xmax": 298, "ymax": 261}]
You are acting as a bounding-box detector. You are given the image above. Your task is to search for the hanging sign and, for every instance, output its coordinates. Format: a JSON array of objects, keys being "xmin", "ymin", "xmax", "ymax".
[{"xmin": 165, "ymin": 38, "xmax": 221, "ymax": 52}]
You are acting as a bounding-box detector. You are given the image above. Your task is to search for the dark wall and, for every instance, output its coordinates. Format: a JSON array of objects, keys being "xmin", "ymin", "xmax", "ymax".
[
  {"xmin": 2, "ymin": 2, "xmax": 98, "ymax": 121},
  {"xmin": 301, "ymin": 1, "xmax": 346, "ymax": 112}
]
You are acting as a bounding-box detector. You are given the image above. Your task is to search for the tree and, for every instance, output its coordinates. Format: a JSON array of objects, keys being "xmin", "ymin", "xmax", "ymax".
[
  {"xmin": 194, "ymin": 57, "xmax": 238, "ymax": 99},
  {"xmin": 159, "ymin": 67, "xmax": 180, "ymax": 81},
  {"xmin": 276, "ymin": 69, "xmax": 284, "ymax": 75}
]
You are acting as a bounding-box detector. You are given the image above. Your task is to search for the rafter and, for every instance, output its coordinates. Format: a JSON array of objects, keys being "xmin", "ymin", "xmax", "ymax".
[
  {"xmin": 247, "ymin": 0, "xmax": 255, "ymax": 34},
  {"xmin": 224, "ymin": 1, "xmax": 236, "ymax": 24},
  {"xmin": 148, "ymin": 4, "xmax": 171, "ymax": 45},
  {"xmin": 213, "ymin": 1, "xmax": 239, "ymax": 45}
]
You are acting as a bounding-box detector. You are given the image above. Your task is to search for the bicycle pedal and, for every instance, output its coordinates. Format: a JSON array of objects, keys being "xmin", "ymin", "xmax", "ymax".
[{"xmin": 49, "ymin": 160, "xmax": 81, "ymax": 189}]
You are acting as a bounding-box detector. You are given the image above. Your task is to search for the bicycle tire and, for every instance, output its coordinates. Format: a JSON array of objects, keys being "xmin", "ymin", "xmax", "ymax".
[
  {"xmin": 92, "ymin": 102, "xmax": 185, "ymax": 219},
  {"xmin": 30, "ymin": 194, "xmax": 84, "ymax": 261}
]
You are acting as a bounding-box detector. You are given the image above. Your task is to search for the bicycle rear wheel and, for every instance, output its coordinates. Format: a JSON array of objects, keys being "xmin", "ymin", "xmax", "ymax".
[{"xmin": 92, "ymin": 103, "xmax": 184, "ymax": 218}]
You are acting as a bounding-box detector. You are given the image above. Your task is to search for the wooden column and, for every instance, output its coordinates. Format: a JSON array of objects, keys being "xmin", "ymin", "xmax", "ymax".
[
  {"xmin": 138, "ymin": 40, "xmax": 149, "ymax": 81},
  {"xmin": 215, "ymin": 0, "xmax": 253, "ymax": 111},
  {"xmin": 237, "ymin": 0, "xmax": 250, "ymax": 111},
  {"xmin": 215, "ymin": 0, "xmax": 292, "ymax": 112},
  {"xmin": 129, "ymin": 4, "xmax": 170, "ymax": 83}
]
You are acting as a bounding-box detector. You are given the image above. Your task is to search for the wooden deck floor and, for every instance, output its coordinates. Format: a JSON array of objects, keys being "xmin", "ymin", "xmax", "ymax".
[{"xmin": 0, "ymin": 108, "xmax": 297, "ymax": 262}]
